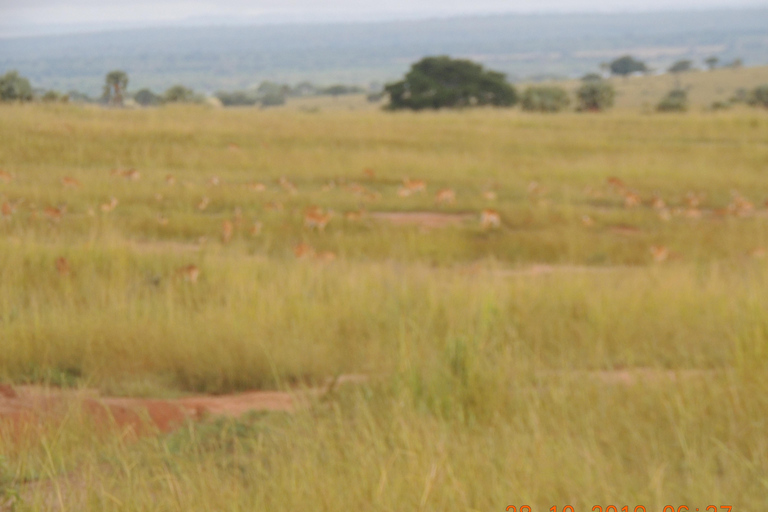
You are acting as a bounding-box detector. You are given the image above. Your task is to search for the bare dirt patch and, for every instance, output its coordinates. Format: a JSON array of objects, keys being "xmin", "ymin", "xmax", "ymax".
[{"xmin": 371, "ymin": 211, "xmax": 474, "ymax": 228}]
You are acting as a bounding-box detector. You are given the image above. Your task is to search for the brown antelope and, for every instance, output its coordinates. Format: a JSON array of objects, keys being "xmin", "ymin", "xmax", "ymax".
[
  {"xmin": 197, "ymin": 196, "xmax": 210, "ymax": 211},
  {"xmin": 100, "ymin": 197, "xmax": 119, "ymax": 213},
  {"xmin": 623, "ymin": 190, "xmax": 641, "ymax": 208},
  {"xmin": 480, "ymin": 209, "xmax": 501, "ymax": 229},
  {"xmin": 482, "ymin": 190, "xmax": 497, "ymax": 201},
  {"xmin": 55, "ymin": 257, "xmax": 70, "ymax": 276},
  {"xmin": 112, "ymin": 168, "xmax": 140, "ymax": 180},
  {"xmin": 233, "ymin": 207, "xmax": 243, "ymax": 227},
  {"xmin": 227, "ymin": 143, "xmax": 241, "ymax": 151},
  {"xmin": 177, "ymin": 264, "xmax": 200, "ymax": 283},
  {"xmin": 315, "ymin": 251, "xmax": 337, "ymax": 262},
  {"xmin": 293, "ymin": 243, "xmax": 315, "ymax": 259},
  {"xmin": 0, "ymin": 170, "xmax": 12, "ymax": 183},
  {"xmin": 44, "ymin": 205, "xmax": 66, "ymax": 222},
  {"xmin": 207, "ymin": 176, "xmax": 220, "ymax": 186},
  {"xmin": 61, "ymin": 176, "xmax": 81, "ymax": 188},
  {"xmin": 363, "ymin": 168, "xmax": 376, "ymax": 179},
  {"xmin": 279, "ymin": 176, "xmax": 297, "ymax": 194},
  {"xmin": 650, "ymin": 194, "xmax": 666, "ymax": 210},
  {"xmin": 304, "ymin": 208, "xmax": 332, "ymax": 231},
  {"xmin": 403, "ymin": 178, "xmax": 426, "ymax": 193},
  {"xmin": 246, "ymin": 182, "xmax": 266, "ymax": 192},
  {"xmin": 607, "ymin": 176, "xmax": 626, "ymax": 191},
  {"xmin": 650, "ymin": 245, "xmax": 670, "ymax": 263},
  {"xmin": 165, "ymin": 174, "xmax": 176, "ymax": 185},
  {"xmin": 157, "ymin": 214, "xmax": 169, "ymax": 226},
  {"xmin": 435, "ymin": 188, "xmax": 456, "ymax": 204},
  {"xmin": 221, "ymin": 219, "xmax": 234, "ymax": 244},
  {"xmin": 1, "ymin": 201, "xmax": 14, "ymax": 218},
  {"xmin": 684, "ymin": 191, "xmax": 704, "ymax": 209},
  {"xmin": 749, "ymin": 247, "xmax": 767, "ymax": 259},
  {"xmin": 581, "ymin": 215, "xmax": 595, "ymax": 227}
]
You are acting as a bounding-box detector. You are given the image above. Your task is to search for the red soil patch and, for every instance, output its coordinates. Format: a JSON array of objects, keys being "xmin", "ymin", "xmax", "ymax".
[
  {"xmin": 371, "ymin": 211, "xmax": 474, "ymax": 228},
  {"xmin": 0, "ymin": 384, "xmax": 301, "ymax": 439}
]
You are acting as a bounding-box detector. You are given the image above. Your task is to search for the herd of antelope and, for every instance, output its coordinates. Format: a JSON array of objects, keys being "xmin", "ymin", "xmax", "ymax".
[{"xmin": 1, "ymin": 166, "xmax": 766, "ymax": 279}]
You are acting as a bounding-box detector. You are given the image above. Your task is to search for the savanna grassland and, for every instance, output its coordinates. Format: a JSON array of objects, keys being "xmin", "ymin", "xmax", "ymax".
[{"xmin": 2, "ymin": 101, "xmax": 768, "ymax": 511}]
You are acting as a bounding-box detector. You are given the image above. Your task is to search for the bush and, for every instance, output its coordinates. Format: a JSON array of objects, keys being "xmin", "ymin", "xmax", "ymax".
[
  {"xmin": 260, "ymin": 92, "xmax": 286, "ymax": 108},
  {"xmin": 163, "ymin": 85, "xmax": 197, "ymax": 104},
  {"xmin": 215, "ymin": 90, "xmax": 259, "ymax": 107},
  {"xmin": 0, "ymin": 70, "xmax": 33, "ymax": 102},
  {"xmin": 747, "ymin": 85, "xmax": 768, "ymax": 108},
  {"xmin": 657, "ymin": 89, "xmax": 688, "ymax": 112},
  {"xmin": 520, "ymin": 86, "xmax": 570, "ymax": 112},
  {"xmin": 576, "ymin": 81, "xmax": 615, "ymax": 112}
]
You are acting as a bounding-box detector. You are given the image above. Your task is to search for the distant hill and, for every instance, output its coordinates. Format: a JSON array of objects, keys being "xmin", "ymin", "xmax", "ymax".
[{"xmin": 1, "ymin": 9, "xmax": 767, "ymax": 96}]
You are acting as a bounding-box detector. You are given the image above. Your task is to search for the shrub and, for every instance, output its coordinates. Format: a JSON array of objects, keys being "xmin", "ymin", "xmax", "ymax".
[
  {"xmin": 747, "ymin": 85, "xmax": 768, "ymax": 108},
  {"xmin": 576, "ymin": 81, "xmax": 615, "ymax": 112},
  {"xmin": 657, "ymin": 89, "xmax": 688, "ymax": 112},
  {"xmin": 520, "ymin": 86, "xmax": 570, "ymax": 112},
  {"xmin": 0, "ymin": 70, "xmax": 33, "ymax": 102}
]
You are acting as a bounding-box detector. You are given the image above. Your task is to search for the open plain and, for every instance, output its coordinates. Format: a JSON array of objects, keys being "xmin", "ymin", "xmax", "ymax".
[{"xmin": 1, "ymin": 100, "xmax": 768, "ymax": 510}]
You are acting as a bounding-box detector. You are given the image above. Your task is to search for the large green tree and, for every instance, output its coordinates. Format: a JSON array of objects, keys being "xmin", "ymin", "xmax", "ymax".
[
  {"xmin": 520, "ymin": 86, "xmax": 570, "ymax": 112},
  {"xmin": 385, "ymin": 56, "xmax": 517, "ymax": 110},
  {"xmin": 609, "ymin": 55, "xmax": 648, "ymax": 76},
  {"xmin": 0, "ymin": 70, "xmax": 33, "ymax": 102},
  {"xmin": 104, "ymin": 70, "xmax": 129, "ymax": 105}
]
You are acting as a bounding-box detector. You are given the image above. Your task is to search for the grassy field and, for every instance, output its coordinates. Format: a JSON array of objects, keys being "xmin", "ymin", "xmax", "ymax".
[{"xmin": 2, "ymin": 103, "xmax": 768, "ymax": 510}]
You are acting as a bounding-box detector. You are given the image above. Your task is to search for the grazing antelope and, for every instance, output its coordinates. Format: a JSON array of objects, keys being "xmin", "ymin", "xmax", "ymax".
[
  {"xmin": 607, "ymin": 176, "xmax": 626, "ymax": 191},
  {"xmin": 304, "ymin": 208, "xmax": 333, "ymax": 231},
  {"xmin": 657, "ymin": 208, "xmax": 672, "ymax": 222},
  {"xmin": 1, "ymin": 201, "xmax": 14, "ymax": 218},
  {"xmin": 55, "ymin": 257, "xmax": 70, "ymax": 276},
  {"xmin": 100, "ymin": 197, "xmax": 119, "ymax": 213},
  {"xmin": 581, "ymin": 215, "xmax": 594, "ymax": 227},
  {"xmin": 0, "ymin": 170, "xmax": 12, "ymax": 183},
  {"xmin": 480, "ymin": 209, "xmax": 501, "ymax": 229},
  {"xmin": 177, "ymin": 264, "xmax": 200, "ymax": 283},
  {"xmin": 293, "ymin": 242, "xmax": 315, "ymax": 259},
  {"xmin": 435, "ymin": 188, "xmax": 456, "ymax": 205},
  {"xmin": 650, "ymin": 245, "xmax": 670, "ymax": 263},
  {"xmin": 207, "ymin": 176, "xmax": 220, "ymax": 186},
  {"xmin": 403, "ymin": 178, "xmax": 426, "ymax": 193},
  {"xmin": 61, "ymin": 176, "xmax": 81, "ymax": 188},
  {"xmin": 221, "ymin": 219, "xmax": 234, "ymax": 244},
  {"xmin": 279, "ymin": 176, "xmax": 297, "ymax": 194},
  {"xmin": 112, "ymin": 168, "xmax": 140, "ymax": 180},
  {"xmin": 227, "ymin": 143, "xmax": 241, "ymax": 151},
  {"xmin": 650, "ymin": 194, "xmax": 666, "ymax": 210},
  {"xmin": 684, "ymin": 191, "xmax": 704, "ymax": 209},
  {"xmin": 165, "ymin": 174, "xmax": 176, "ymax": 185},
  {"xmin": 623, "ymin": 190, "xmax": 641, "ymax": 208},
  {"xmin": 482, "ymin": 190, "xmax": 497, "ymax": 201},
  {"xmin": 363, "ymin": 168, "xmax": 376, "ymax": 179},
  {"xmin": 233, "ymin": 207, "xmax": 243, "ymax": 227},
  {"xmin": 197, "ymin": 196, "xmax": 210, "ymax": 211},
  {"xmin": 246, "ymin": 182, "xmax": 266, "ymax": 192},
  {"xmin": 729, "ymin": 191, "xmax": 754, "ymax": 217},
  {"xmin": 154, "ymin": 193, "xmax": 164, "ymax": 203},
  {"xmin": 157, "ymin": 214, "xmax": 169, "ymax": 226},
  {"xmin": 44, "ymin": 205, "xmax": 66, "ymax": 222},
  {"xmin": 315, "ymin": 251, "xmax": 337, "ymax": 262},
  {"xmin": 749, "ymin": 247, "xmax": 767, "ymax": 259}
]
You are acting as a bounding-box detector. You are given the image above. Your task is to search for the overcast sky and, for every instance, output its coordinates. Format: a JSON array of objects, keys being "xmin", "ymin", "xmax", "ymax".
[{"xmin": 2, "ymin": 0, "xmax": 767, "ymax": 33}]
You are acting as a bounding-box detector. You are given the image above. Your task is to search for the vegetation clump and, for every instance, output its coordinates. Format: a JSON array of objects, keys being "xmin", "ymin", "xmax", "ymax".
[
  {"xmin": 520, "ymin": 86, "xmax": 570, "ymax": 112},
  {"xmin": 748, "ymin": 85, "xmax": 768, "ymax": 108},
  {"xmin": 385, "ymin": 56, "xmax": 518, "ymax": 110},
  {"xmin": 657, "ymin": 89, "xmax": 688, "ymax": 112},
  {"xmin": 576, "ymin": 80, "xmax": 615, "ymax": 111}
]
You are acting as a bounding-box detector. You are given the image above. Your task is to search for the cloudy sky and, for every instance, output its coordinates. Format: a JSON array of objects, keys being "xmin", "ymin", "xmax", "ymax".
[{"xmin": 2, "ymin": 0, "xmax": 767, "ymax": 34}]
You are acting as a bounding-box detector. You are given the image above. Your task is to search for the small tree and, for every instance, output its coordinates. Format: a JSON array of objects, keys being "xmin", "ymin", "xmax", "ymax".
[
  {"xmin": 0, "ymin": 70, "xmax": 33, "ymax": 102},
  {"xmin": 385, "ymin": 56, "xmax": 518, "ymax": 110},
  {"xmin": 134, "ymin": 88, "xmax": 162, "ymax": 106},
  {"xmin": 581, "ymin": 73, "xmax": 603, "ymax": 82},
  {"xmin": 657, "ymin": 89, "xmax": 688, "ymax": 112},
  {"xmin": 704, "ymin": 56, "xmax": 719, "ymax": 70},
  {"xmin": 747, "ymin": 85, "xmax": 768, "ymax": 108},
  {"xmin": 104, "ymin": 70, "xmax": 128, "ymax": 106},
  {"xmin": 576, "ymin": 81, "xmax": 615, "ymax": 112},
  {"xmin": 609, "ymin": 55, "xmax": 648, "ymax": 77},
  {"xmin": 520, "ymin": 86, "xmax": 570, "ymax": 113}
]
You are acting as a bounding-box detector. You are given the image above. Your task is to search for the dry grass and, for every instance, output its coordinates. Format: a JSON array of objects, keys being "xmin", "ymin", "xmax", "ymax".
[{"xmin": 2, "ymin": 101, "xmax": 768, "ymax": 510}]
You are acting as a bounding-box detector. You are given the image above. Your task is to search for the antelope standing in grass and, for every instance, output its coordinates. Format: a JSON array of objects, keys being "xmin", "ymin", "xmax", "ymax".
[{"xmin": 480, "ymin": 209, "xmax": 501, "ymax": 229}]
